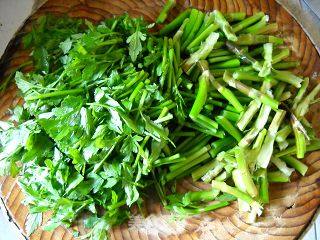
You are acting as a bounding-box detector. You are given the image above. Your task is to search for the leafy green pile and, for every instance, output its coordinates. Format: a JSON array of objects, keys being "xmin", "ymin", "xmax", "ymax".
[{"xmin": 1, "ymin": 1, "xmax": 320, "ymax": 239}]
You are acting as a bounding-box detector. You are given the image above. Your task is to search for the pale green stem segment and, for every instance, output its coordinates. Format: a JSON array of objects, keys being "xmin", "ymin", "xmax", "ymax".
[
  {"xmin": 232, "ymin": 12, "xmax": 265, "ymax": 33},
  {"xmin": 223, "ymin": 71, "xmax": 279, "ymax": 110},
  {"xmin": 276, "ymin": 125, "xmax": 292, "ymax": 143},
  {"xmin": 271, "ymin": 157, "xmax": 294, "ymax": 176},
  {"xmin": 213, "ymin": 10, "xmax": 237, "ymax": 41},
  {"xmin": 272, "ymin": 70, "xmax": 303, "ymax": 88},
  {"xmin": 292, "ymin": 118, "xmax": 306, "ymax": 159},
  {"xmin": 181, "ymin": 9, "xmax": 199, "ymax": 44},
  {"xmin": 201, "ymin": 160, "xmax": 225, "ymax": 183},
  {"xmin": 235, "ymin": 34, "xmax": 283, "ymax": 45},
  {"xmin": 242, "ymin": 15, "xmax": 269, "ymax": 34},
  {"xmin": 239, "ymin": 103, "xmax": 271, "ymax": 147},
  {"xmin": 182, "ymin": 11, "xmax": 205, "ymax": 50},
  {"xmin": 25, "ymin": 88, "xmax": 84, "ymax": 101},
  {"xmin": 259, "ymin": 43, "xmax": 273, "ymax": 77},
  {"xmin": 211, "ymin": 180, "xmax": 263, "ymax": 222},
  {"xmin": 256, "ymin": 23, "xmax": 278, "ymax": 34},
  {"xmin": 275, "ymin": 140, "xmax": 320, "ymax": 158},
  {"xmin": 295, "ymin": 84, "xmax": 320, "ymax": 118},
  {"xmin": 280, "ymin": 91, "xmax": 291, "ymax": 102},
  {"xmin": 224, "ymin": 12, "xmax": 246, "ymax": 22},
  {"xmin": 232, "ymin": 169, "xmax": 251, "ymax": 212},
  {"xmin": 277, "ymin": 140, "xmax": 289, "ymax": 151},
  {"xmin": 267, "ymin": 171, "xmax": 290, "ymax": 182},
  {"xmin": 257, "ymin": 169, "xmax": 269, "ymax": 203},
  {"xmin": 198, "ymin": 61, "xmax": 244, "ymax": 112},
  {"xmin": 237, "ymin": 99, "xmax": 261, "ymax": 131},
  {"xmin": 159, "ymin": 9, "xmax": 191, "ymax": 35},
  {"xmin": 183, "ymin": 32, "xmax": 220, "ymax": 73},
  {"xmin": 234, "ymin": 147, "xmax": 258, "ymax": 197},
  {"xmin": 272, "ymin": 48, "xmax": 290, "ymax": 64},
  {"xmin": 189, "ymin": 70, "xmax": 210, "ymax": 119},
  {"xmin": 253, "ymin": 128, "xmax": 267, "ymax": 150},
  {"xmin": 216, "ymin": 115, "xmax": 242, "ymax": 142},
  {"xmin": 256, "ymin": 110, "xmax": 286, "ymax": 168},
  {"xmin": 156, "ymin": 0, "xmax": 176, "ymax": 24},
  {"xmin": 187, "ymin": 23, "xmax": 219, "ymax": 51},
  {"xmin": 226, "ymin": 41, "xmax": 262, "ymax": 71},
  {"xmin": 292, "ymin": 77, "xmax": 309, "ymax": 110},
  {"xmin": 281, "ymin": 155, "xmax": 308, "ymax": 176}
]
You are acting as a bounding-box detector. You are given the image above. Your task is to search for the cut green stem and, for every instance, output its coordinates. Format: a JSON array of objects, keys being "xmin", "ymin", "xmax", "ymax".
[
  {"xmin": 159, "ymin": 9, "xmax": 191, "ymax": 35},
  {"xmin": 156, "ymin": 0, "xmax": 176, "ymax": 24}
]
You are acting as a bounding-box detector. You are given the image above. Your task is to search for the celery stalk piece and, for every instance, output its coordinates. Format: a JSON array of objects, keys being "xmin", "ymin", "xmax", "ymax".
[
  {"xmin": 181, "ymin": 9, "xmax": 200, "ymax": 42},
  {"xmin": 159, "ymin": 9, "xmax": 191, "ymax": 35},
  {"xmin": 239, "ymin": 104, "xmax": 272, "ymax": 147},
  {"xmin": 215, "ymin": 170, "xmax": 232, "ymax": 181},
  {"xmin": 226, "ymin": 41, "xmax": 262, "ymax": 71},
  {"xmin": 267, "ymin": 171, "xmax": 290, "ymax": 182},
  {"xmin": 189, "ymin": 70, "xmax": 210, "ymax": 119},
  {"xmin": 156, "ymin": 0, "xmax": 176, "ymax": 24},
  {"xmin": 281, "ymin": 155, "xmax": 308, "ymax": 176},
  {"xmin": 216, "ymin": 115, "xmax": 243, "ymax": 142},
  {"xmin": 201, "ymin": 161, "xmax": 225, "ymax": 183},
  {"xmin": 271, "ymin": 157, "xmax": 294, "ymax": 176},
  {"xmin": 213, "ymin": 10, "xmax": 238, "ymax": 41},
  {"xmin": 237, "ymin": 99, "xmax": 261, "ymax": 131},
  {"xmin": 224, "ymin": 12, "xmax": 246, "ymax": 22},
  {"xmin": 173, "ymin": 18, "xmax": 189, "ymax": 44},
  {"xmin": 275, "ymin": 140, "xmax": 320, "ymax": 158},
  {"xmin": 259, "ymin": 43, "xmax": 273, "ymax": 77},
  {"xmin": 235, "ymin": 34, "xmax": 283, "ymax": 45},
  {"xmin": 279, "ymin": 91, "xmax": 292, "ymax": 102},
  {"xmin": 192, "ymin": 160, "xmax": 216, "ymax": 181},
  {"xmin": 182, "ymin": 11, "xmax": 205, "ymax": 50},
  {"xmin": 256, "ymin": 169, "xmax": 269, "ymax": 203},
  {"xmin": 209, "ymin": 137, "xmax": 237, "ymax": 158},
  {"xmin": 234, "ymin": 147, "xmax": 258, "ymax": 197},
  {"xmin": 273, "ymin": 61, "xmax": 300, "ymax": 69},
  {"xmin": 272, "ymin": 48, "xmax": 290, "ymax": 64},
  {"xmin": 253, "ymin": 128, "xmax": 268, "ymax": 150},
  {"xmin": 170, "ymin": 145, "xmax": 211, "ymax": 171},
  {"xmin": 272, "ymin": 69, "xmax": 303, "ymax": 88},
  {"xmin": 211, "ymin": 180, "xmax": 263, "ymax": 222},
  {"xmin": 166, "ymin": 153, "xmax": 211, "ymax": 181},
  {"xmin": 292, "ymin": 77, "xmax": 309, "ymax": 110},
  {"xmin": 256, "ymin": 23, "xmax": 278, "ymax": 34},
  {"xmin": 198, "ymin": 61, "xmax": 244, "ymax": 112},
  {"xmin": 292, "ymin": 119, "xmax": 307, "ymax": 159},
  {"xmin": 295, "ymin": 84, "xmax": 320, "ymax": 118},
  {"xmin": 242, "ymin": 15, "xmax": 269, "ymax": 34},
  {"xmin": 274, "ymin": 82, "xmax": 286, "ymax": 101},
  {"xmin": 233, "ymin": 71, "xmax": 264, "ymax": 82},
  {"xmin": 232, "ymin": 169, "xmax": 251, "ymax": 212},
  {"xmin": 278, "ymin": 140, "xmax": 289, "ymax": 151},
  {"xmin": 232, "ymin": 12, "xmax": 265, "ymax": 33},
  {"xmin": 223, "ymin": 71, "xmax": 279, "ymax": 110},
  {"xmin": 187, "ymin": 23, "xmax": 219, "ymax": 51},
  {"xmin": 183, "ymin": 32, "xmax": 220, "ymax": 73},
  {"xmin": 256, "ymin": 110, "xmax": 286, "ymax": 168}
]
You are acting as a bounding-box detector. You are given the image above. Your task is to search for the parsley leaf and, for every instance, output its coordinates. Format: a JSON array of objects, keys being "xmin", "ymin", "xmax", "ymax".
[{"xmin": 126, "ymin": 28, "xmax": 146, "ymax": 62}]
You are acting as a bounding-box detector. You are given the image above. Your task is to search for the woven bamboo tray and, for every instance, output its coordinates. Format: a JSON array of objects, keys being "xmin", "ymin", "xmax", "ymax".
[{"xmin": 1, "ymin": 0, "xmax": 320, "ymax": 239}]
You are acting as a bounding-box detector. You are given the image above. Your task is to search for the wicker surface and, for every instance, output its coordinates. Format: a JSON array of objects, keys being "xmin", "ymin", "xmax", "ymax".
[{"xmin": 1, "ymin": 0, "xmax": 320, "ymax": 239}]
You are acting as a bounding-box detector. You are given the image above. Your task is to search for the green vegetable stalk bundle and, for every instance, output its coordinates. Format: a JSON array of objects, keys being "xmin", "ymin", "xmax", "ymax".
[{"xmin": 0, "ymin": 1, "xmax": 319, "ymax": 239}]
